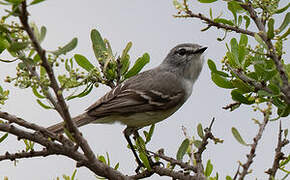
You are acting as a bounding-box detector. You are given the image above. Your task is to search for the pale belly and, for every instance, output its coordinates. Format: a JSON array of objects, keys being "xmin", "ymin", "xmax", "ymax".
[{"xmin": 93, "ymin": 106, "xmax": 180, "ymax": 128}]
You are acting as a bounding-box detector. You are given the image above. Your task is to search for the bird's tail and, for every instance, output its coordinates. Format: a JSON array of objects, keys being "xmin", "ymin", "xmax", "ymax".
[{"xmin": 47, "ymin": 112, "xmax": 95, "ymax": 134}]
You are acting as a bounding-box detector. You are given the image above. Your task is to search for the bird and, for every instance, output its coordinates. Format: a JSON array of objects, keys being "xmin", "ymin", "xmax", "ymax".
[{"xmin": 47, "ymin": 43, "xmax": 207, "ymax": 170}]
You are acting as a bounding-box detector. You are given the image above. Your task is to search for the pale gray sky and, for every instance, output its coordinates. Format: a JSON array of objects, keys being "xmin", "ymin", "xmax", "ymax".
[{"xmin": 0, "ymin": 0, "xmax": 289, "ymax": 179}]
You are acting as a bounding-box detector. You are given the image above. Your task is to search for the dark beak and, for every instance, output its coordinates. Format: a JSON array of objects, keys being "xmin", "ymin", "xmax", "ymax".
[{"xmin": 195, "ymin": 47, "xmax": 207, "ymax": 54}]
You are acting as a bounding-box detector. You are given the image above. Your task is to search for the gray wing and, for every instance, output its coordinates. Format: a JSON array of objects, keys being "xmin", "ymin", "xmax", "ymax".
[{"xmin": 86, "ymin": 67, "xmax": 186, "ymax": 117}]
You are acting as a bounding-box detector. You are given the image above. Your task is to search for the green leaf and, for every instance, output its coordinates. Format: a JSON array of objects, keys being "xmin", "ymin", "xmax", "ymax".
[
  {"xmin": 207, "ymin": 59, "xmax": 217, "ymax": 72},
  {"xmin": 52, "ymin": 38, "xmax": 77, "ymax": 56},
  {"xmin": 71, "ymin": 170, "xmax": 77, "ymax": 180},
  {"xmin": 205, "ymin": 160, "xmax": 213, "ymax": 177},
  {"xmin": 114, "ymin": 162, "xmax": 120, "ymax": 170},
  {"xmin": 254, "ymin": 33, "xmax": 267, "ymax": 49},
  {"xmin": 198, "ymin": 0, "xmax": 218, "ymax": 3},
  {"xmin": 74, "ymin": 54, "xmax": 94, "ymax": 72},
  {"xmin": 193, "ymin": 140, "xmax": 202, "ymax": 148},
  {"xmin": 238, "ymin": 34, "xmax": 248, "ymax": 64},
  {"xmin": 30, "ymin": 0, "xmax": 46, "ymax": 5},
  {"xmin": 197, "ymin": 123, "xmax": 204, "ymax": 138},
  {"xmin": 139, "ymin": 151, "xmax": 151, "ymax": 170},
  {"xmin": 232, "ymin": 79, "xmax": 252, "ymax": 93},
  {"xmin": 124, "ymin": 53, "xmax": 150, "ymax": 79},
  {"xmin": 0, "ymin": 133, "xmax": 8, "ymax": 143},
  {"xmin": 8, "ymin": 41, "xmax": 29, "ymax": 52},
  {"xmin": 226, "ymin": 176, "xmax": 233, "ymax": 180},
  {"xmin": 243, "ymin": 15, "xmax": 250, "ymax": 29},
  {"xmin": 98, "ymin": 155, "xmax": 106, "ymax": 164},
  {"xmin": 214, "ymin": 18, "xmax": 234, "ymax": 26},
  {"xmin": 267, "ymin": 18, "xmax": 275, "ymax": 39},
  {"xmin": 231, "ymin": 89, "xmax": 254, "ymax": 104},
  {"xmin": 231, "ymin": 127, "xmax": 248, "ymax": 146},
  {"xmin": 67, "ymin": 84, "xmax": 94, "ymax": 100},
  {"xmin": 32, "ymin": 87, "xmax": 45, "ymax": 99},
  {"xmin": 211, "ymin": 72, "xmax": 234, "ymax": 89},
  {"xmin": 173, "ymin": 0, "xmax": 185, "ymax": 11},
  {"xmin": 91, "ymin": 29, "xmax": 106, "ymax": 60},
  {"xmin": 145, "ymin": 124, "xmax": 155, "ymax": 144},
  {"xmin": 275, "ymin": 3, "xmax": 290, "ymax": 14},
  {"xmin": 176, "ymin": 139, "xmax": 189, "ymax": 161},
  {"xmin": 39, "ymin": 26, "xmax": 47, "ymax": 43},
  {"xmin": 0, "ymin": 36, "xmax": 9, "ymax": 54},
  {"xmin": 279, "ymin": 28, "xmax": 290, "ymax": 39},
  {"xmin": 36, "ymin": 99, "xmax": 53, "ymax": 109},
  {"xmin": 121, "ymin": 42, "xmax": 132, "ymax": 60},
  {"xmin": 277, "ymin": 12, "xmax": 290, "ymax": 34}
]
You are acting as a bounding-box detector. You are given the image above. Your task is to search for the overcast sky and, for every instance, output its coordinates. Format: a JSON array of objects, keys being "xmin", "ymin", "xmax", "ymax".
[{"xmin": 0, "ymin": 0, "xmax": 289, "ymax": 179}]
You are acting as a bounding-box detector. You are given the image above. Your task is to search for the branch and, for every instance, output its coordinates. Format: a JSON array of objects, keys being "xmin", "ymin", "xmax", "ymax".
[
  {"xmin": 265, "ymin": 121, "xmax": 289, "ymax": 179},
  {"xmin": 0, "ymin": 122, "xmax": 128, "ymax": 179},
  {"xmin": 0, "ymin": 111, "xmax": 73, "ymax": 146},
  {"xmin": 0, "ymin": 149, "xmax": 52, "ymax": 161},
  {"xmin": 227, "ymin": 65, "xmax": 290, "ymax": 104},
  {"xmin": 129, "ymin": 166, "xmax": 202, "ymax": 180},
  {"xmin": 18, "ymin": 0, "xmax": 99, "ymax": 167},
  {"xmin": 237, "ymin": 1, "xmax": 290, "ymax": 103},
  {"xmin": 148, "ymin": 150, "xmax": 198, "ymax": 172},
  {"xmin": 179, "ymin": 11, "xmax": 255, "ymax": 37},
  {"xmin": 238, "ymin": 106, "xmax": 270, "ymax": 180}
]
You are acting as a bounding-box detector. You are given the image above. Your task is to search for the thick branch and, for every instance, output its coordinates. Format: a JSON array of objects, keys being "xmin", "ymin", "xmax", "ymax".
[{"xmin": 238, "ymin": 110, "xmax": 270, "ymax": 179}]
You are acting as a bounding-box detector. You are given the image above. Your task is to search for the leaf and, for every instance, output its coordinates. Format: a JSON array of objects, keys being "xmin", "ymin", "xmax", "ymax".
[
  {"xmin": 173, "ymin": 0, "xmax": 185, "ymax": 11},
  {"xmin": 198, "ymin": 0, "xmax": 218, "ymax": 3},
  {"xmin": 243, "ymin": 15, "xmax": 250, "ymax": 29},
  {"xmin": 74, "ymin": 54, "xmax": 94, "ymax": 72},
  {"xmin": 231, "ymin": 127, "xmax": 248, "ymax": 146},
  {"xmin": 214, "ymin": 18, "xmax": 234, "ymax": 26},
  {"xmin": 67, "ymin": 84, "xmax": 94, "ymax": 101},
  {"xmin": 267, "ymin": 18, "xmax": 275, "ymax": 39},
  {"xmin": 193, "ymin": 140, "xmax": 202, "ymax": 148},
  {"xmin": 71, "ymin": 170, "xmax": 77, "ymax": 180},
  {"xmin": 254, "ymin": 33, "xmax": 267, "ymax": 49},
  {"xmin": 91, "ymin": 29, "xmax": 106, "ymax": 60},
  {"xmin": 114, "ymin": 162, "xmax": 120, "ymax": 170},
  {"xmin": 30, "ymin": 0, "xmax": 46, "ymax": 5},
  {"xmin": 226, "ymin": 176, "xmax": 233, "ymax": 180},
  {"xmin": 39, "ymin": 26, "xmax": 47, "ymax": 43},
  {"xmin": 232, "ymin": 79, "xmax": 252, "ymax": 93},
  {"xmin": 176, "ymin": 139, "xmax": 189, "ymax": 161},
  {"xmin": 197, "ymin": 123, "xmax": 204, "ymax": 138},
  {"xmin": 275, "ymin": 3, "xmax": 290, "ymax": 14},
  {"xmin": 279, "ymin": 27, "xmax": 290, "ymax": 39},
  {"xmin": 0, "ymin": 36, "xmax": 9, "ymax": 54},
  {"xmin": 211, "ymin": 72, "xmax": 234, "ymax": 89},
  {"xmin": 238, "ymin": 34, "xmax": 248, "ymax": 64},
  {"xmin": 124, "ymin": 53, "xmax": 150, "ymax": 79},
  {"xmin": 145, "ymin": 124, "xmax": 155, "ymax": 144},
  {"xmin": 231, "ymin": 89, "xmax": 254, "ymax": 104},
  {"xmin": 36, "ymin": 99, "xmax": 53, "ymax": 109},
  {"xmin": 207, "ymin": 59, "xmax": 217, "ymax": 72},
  {"xmin": 205, "ymin": 160, "xmax": 213, "ymax": 177},
  {"xmin": 139, "ymin": 152, "xmax": 151, "ymax": 170},
  {"xmin": 32, "ymin": 87, "xmax": 45, "ymax": 99},
  {"xmin": 277, "ymin": 12, "xmax": 290, "ymax": 34},
  {"xmin": 8, "ymin": 41, "xmax": 29, "ymax": 52},
  {"xmin": 0, "ymin": 133, "xmax": 8, "ymax": 143},
  {"xmin": 98, "ymin": 155, "xmax": 106, "ymax": 163},
  {"xmin": 52, "ymin": 38, "xmax": 77, "ymax": 56}
]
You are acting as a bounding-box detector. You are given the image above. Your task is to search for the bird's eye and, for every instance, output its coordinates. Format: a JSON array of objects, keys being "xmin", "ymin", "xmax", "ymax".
[{"xmin": 176, "ymin": 48, "xmax": 187, "ymax": 56}]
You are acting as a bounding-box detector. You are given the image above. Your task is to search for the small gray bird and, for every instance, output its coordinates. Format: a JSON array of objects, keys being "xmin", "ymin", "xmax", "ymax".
[{"xmin": 48, "ymin": 43, "xmax": 207, "ymax": 168}]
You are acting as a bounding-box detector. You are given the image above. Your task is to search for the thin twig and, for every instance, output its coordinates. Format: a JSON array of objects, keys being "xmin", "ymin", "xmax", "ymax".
[
  {"xmin": 265, "ymin": 121, "xmax": 289, "ymax": 179},
  {"xmin": 148, "ymin": 150, "xmax": 197, "ymax": 172},
  {"xmin": 179, "ymin": 11, "xmax": 255, "ymax": 37},
  {"xmin": 0, "ymin": 149, "xmax": 52, "ymax": 161},
  {"xmin": 238, "ymin": 108, "xmax": 270, "ymax": 180}
]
